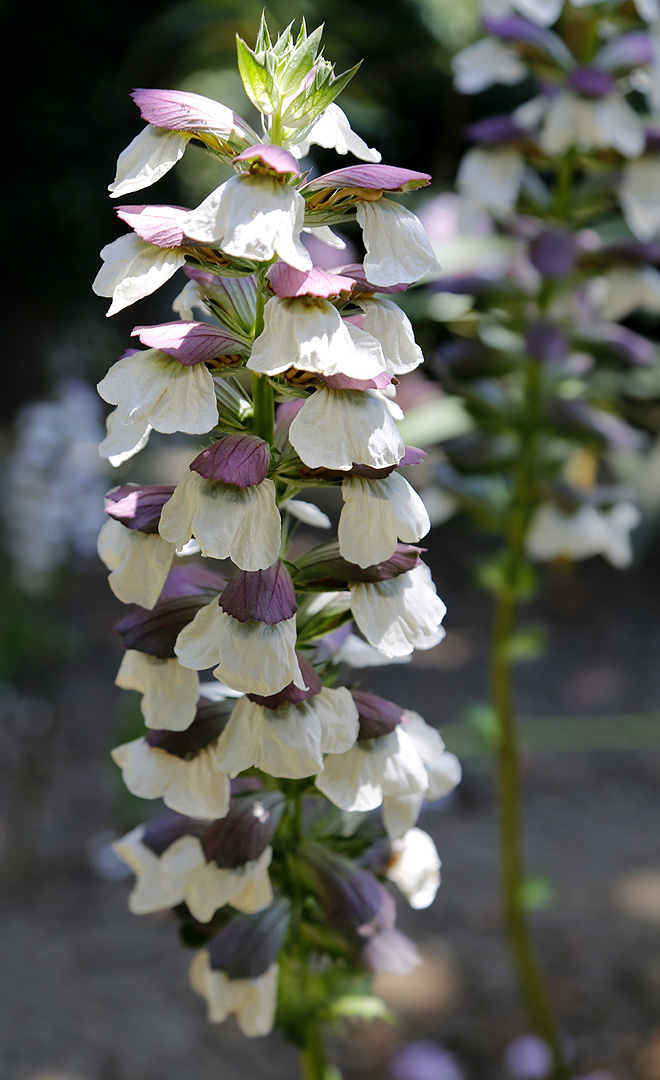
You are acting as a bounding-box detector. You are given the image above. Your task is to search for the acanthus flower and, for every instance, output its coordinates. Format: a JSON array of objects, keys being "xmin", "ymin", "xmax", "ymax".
[
  {"xmin": 174, "ymin": 561, "xmax": 307, "ymax": 696},
  {"xmin": 181, "ymin": 146, "xmax": 312, "ymax": 271},
  {"xmin": 158, "ymin": 434, "xmax": 281, "ymax": 571}
]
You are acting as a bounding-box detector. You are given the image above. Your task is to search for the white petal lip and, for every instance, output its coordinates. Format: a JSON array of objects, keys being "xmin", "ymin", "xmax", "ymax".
[
  {"xmin": 111, "ymin": 737, "xmax": 231, "ymax": 818},
  {"xmin": 280, "ymin": 499, "xmax": 331, "ymax": 529},
  {"xmin": 457, "ymin": 146, "xmax": 525, "ymax": 217},
  {"xmin": 159, "ymin": 471, "xmax": 281, "ymax": 571},
  {"xmin": 159, "ymin": 837, "xmax": 273, "ymax": 922},
  {"xmin": 288, "ymin": 387, "xmax": 405, "ymax": 471},
  {"xmin": 349, "ymin": 562, "xmax": 447, "ymax": 658},
  {"xmin": 97, "ymin": 349, "xmax": 218, "ymax": 435},
  {"xmin": 190, "ymin": 951, "xmax": 278, "ymax": 1035},
  {"xmin": 540, "ymin": 92, "xmax": 645, "ymax": 159},
  {"xmin": 386, "ymin": 827, "xmax": 441, "ymax": 910},
  {"xmin": 115, "ymin": 650, "xmax": 200, "ymax": 730},
  {"xmin": 214, "ymin": 686, "xmax": 359, "ymax": 779},
  {"xmin": 97, "ymin": 518, "xmax": 175, "ymax": 609},
  {"xmin": 357, "ymin": 198, "xmax": 440, "ymax": 287},
  {"xmin": 247, "ymin": 297, "xmax": 386, "ymax": 380},
  {"xmin": 181, "ymin": 174, "xmax": 312, "ymax": 271},
  {"xmin": 93, "ymin": 233, "xmax": 186, "ymax": 317},
  {"xmin": 360, "ymin": 296, "xmax": 424, "ymax": 376},
  {"xmin": 109, "ymin": 125, "xmax": 190, "ymax": 198},
  {"xmin": 338, "ymin": 473, "xmax": 430, "ymax": 569},
  {"xmin": 452, "ymin": 38, "xmax": 527, "ymax": 94},
  {"xmin": 175, "ymin": 601, "xmax": 305, "ymax": 696},
  {"xmin": 99, "ymin": 407, "xmax": 152, "ymax": 466},
  {"xmin": 112, "ymin": 826, "xmax": 179, "ymax": 914},
  {"xmin": 315, "ymin": 726, "xmax": 429, "ymax": 813},
  {"xmin": 299, "ymin": 102, "xmax": 381, "ymax": 162},
  {"xmin": 620, "ymin": 157, "xmax": 660, "ymax": 241}
]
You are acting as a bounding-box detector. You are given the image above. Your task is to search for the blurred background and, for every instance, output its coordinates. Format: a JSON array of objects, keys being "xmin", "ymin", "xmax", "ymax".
[{"xmin": 2, "ymin": 1, "xmax": 660, "ymax": 1078}]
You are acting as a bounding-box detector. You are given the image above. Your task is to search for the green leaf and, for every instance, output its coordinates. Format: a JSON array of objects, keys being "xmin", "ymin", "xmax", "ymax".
[
  {"xmin": 255, "ymin": 11, "xmax": 272, "ymax": 52},
  {"xmin": 463, "ymin": 704, "xmax": 500, "ymax": 748},
  {"xmin": 324, "ymin": 993, "xmax": 395, "ymax": 1024},
  {"xmin": 503, "ymin": 626, "xmax": 546, "ymax": 663},
  {"xmin": 236, "ymin": 34, "xmax": 279, "ymax": 115},
  {"xmin": 520, "ymin": 874, "xmax": 555, "ymax": 911},
  {"xmin": 282, "ymin": 61, "xmax": 361, "ymax": 127},
  {"xmin": 279, "ymin": 24, "xmax": 324, "ymax": 97}
]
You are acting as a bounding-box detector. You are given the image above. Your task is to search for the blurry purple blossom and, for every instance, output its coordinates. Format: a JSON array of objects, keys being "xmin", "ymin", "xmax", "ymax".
[{"xmin": 391, "ymin": 1040, "xmax": 463, "ymax": 1080}]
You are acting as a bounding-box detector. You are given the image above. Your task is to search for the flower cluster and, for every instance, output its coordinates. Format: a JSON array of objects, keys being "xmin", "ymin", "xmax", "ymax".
[
  {"xmin": 422, "ymin": 0, "xmax": 660, "ymax": 570},
  {"xmin": 94, "ymin": 18, "xmax": 459, "ymax": 1050}
]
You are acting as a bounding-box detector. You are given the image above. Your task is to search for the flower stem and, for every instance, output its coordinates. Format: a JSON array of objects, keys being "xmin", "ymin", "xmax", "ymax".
[
  {"xmin": 491, "ymin": 360, "xmax": 570, "ymax": 1080},
  {"xmin": 300, "ymin": 1021, "xmax": 338, "ymax": 1080},
  {"xmin": 251, "ymin": 282, "xmax": 275, "ymax": 445},
  {"xmin": 252, "ymin": 372, "xmax": 274, "ymax": 445}
]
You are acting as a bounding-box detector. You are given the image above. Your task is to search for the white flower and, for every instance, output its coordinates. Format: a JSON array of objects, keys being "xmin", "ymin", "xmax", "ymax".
[
  {"xmin": 111, "ymin": 735, "xmax": 231, "ymax": 819},
  {"xmin": 360, "ymin": 297, "xmax": 424, "ymax": 376},
  {"xmin": 111, "ymin": 824, "xmax": 184, "ymax": 914},
  {"xmin": 332, "ymin": 631, "xmax": 411, "ymax": 668},
  {"xmin": 174, "ymin": 598, "xmax": 306, "ymax": 696},
  {"xmin": 457, "ymin": 146, "xmax": 525, "ymax": 219},
  {"xmin": 161, "ymin": 835, "xmax": 272, "ymax": 920},
  {"xmin": 591, "ymin": 266, "xmax": 660, "ymax": 322},
  {"xmin": 115, "ymin": 650, "xmax": 199, "ymax": 730},
  {"xmin": 338, "ymin": 473, "xmax": 430, "ymax": 568},
  {"xmin": 247, "ymin": 297, "xmax": 386, "ymax": 380},
  {"xmin": 158, "ymin": 471, "xmax": 281, "ymax": 571},
  {"xmin": 291, "ymin": 103, "xmax": 381, "ymax": 162},
  {"xmin": 620, "ymin": 156, "xmax": 660, "ymax": 241},
  {"xmin": 109, "ymin": 124, "xmax": 189, "ymax": 198},
  {"xmin": 181, "ymin": 174, "xmax": 312, "ymax": 271},
  {"xmin": 190, "ymin": 951, "xmax": 278, "ymax": 1035},
  {"xmin": 112, "ymin": 826, "xmax": 270, "ymax": 919},
  {"xmin": 97, "ymin": 349, "xmax": 218, "ymax": 436},
  {"xmin": 288, "ymin": 387, "xmax": 405, "ymax": 471},
  {"xmin": 280, "ymin": 499, "xmax": 332, "ymax": 529},
  {"xmin": 452, "ymin": 38, "xmax": 527, "ymax": 94},
  {"xmin": 214, "ymin": 687, "xmax": 359, "ymax": 779},
  {"xmin": 349, "ymin": 562, "xmax": 447, "ymax": 658},
  {"xmin": 385, "ymin": 827, "xmax": 441, "ymax": 910},
  {"xmin": 315, "ymin": 717, "xmax": 433, "ymax": 814},
  {"xmin": 539, "ymin": 91, "xmax": 645, "ymax": 159},
  {"xmin": 97, "ymin": 518, "xmax": 175, "ymax": 609},
  {"xmin": 356, "ymin": 197, "xmax": 440, "ymax": 287},
  {"xmin": 526, "ymin": 501, "xmax": 641, "ymax": 567},
  {"xmin": 381, "ymin": 714, "xmax": 463, "ymax": 839},
  {"xmin": 92, "ymin": 233, "xmax": 186, "ymax": 317},
  {"xmin": 99, "ymin": 408, "xmax": 152, "ymax": 467}
]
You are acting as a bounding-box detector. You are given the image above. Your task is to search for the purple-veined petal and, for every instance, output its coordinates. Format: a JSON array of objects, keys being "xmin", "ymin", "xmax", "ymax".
[
  {"xmin": 233, "ymin": 144, "xmax": 301, "ymax": 176},
  {"xmin": 466, "ymin": 115, "xmax": 528, "ymax": 145},
  {"xmin": 267, "ymin": 263, "xmax": 355, "ymax": 298},
  {"xmin": 219, "ymin": 561, "xmax": 298, "ymax": 625},
  {"xmin": 132, "ymin": 88, "xmax": 253, "ymax": 140},
  {"xmin": 319, "ymin": 370, "xmax": 394, "ymax": 390},
  {"xmin": 566, "ymin": 66, "xmax": 617, "ymax": 98},
  {"xmin": 116, "ymin": 204, "xmax": 191, "ymax": 247},
  {"xmin": 131, "ymin": 321, "xmax": 246, "ymax": 364},
  {"xmin": 246, "ymin": 654, "xmax": 322, "ymax": 709},
  {"xmin": 189, "ymin": 434, "xmax": 271, "ymax": 487},
  {"xmin": 105, "ymin": 484, "xmax": 176, "ymax": 532},
  {"xmin": 303, "ymin": 164, "xmax": 431, "ymax": 194},
  {"xmin": 352, "ymin": 690, "xmax": 406, "ymax": 740}
]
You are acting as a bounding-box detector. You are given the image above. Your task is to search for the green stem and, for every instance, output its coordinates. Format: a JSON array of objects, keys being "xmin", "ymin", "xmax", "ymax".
[
  {"xmin": 252, "ymin": 371, "xmax": 274, "ymax": 444},
  {"xmin": 300, "ymin": 1021, "xmax": 334, "ymax": 1080},
  {"xmin": 251, "ymin": 286, "xmax": 275, "ymax": 445},
  {"xmin": 491, "ymin": 361, "xmax": 570, "ymax": 1080}
]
